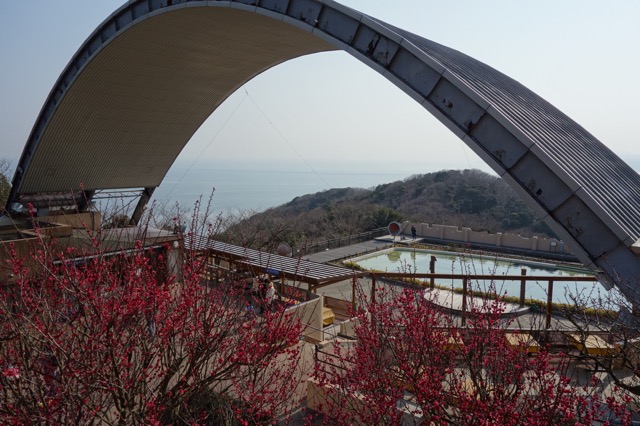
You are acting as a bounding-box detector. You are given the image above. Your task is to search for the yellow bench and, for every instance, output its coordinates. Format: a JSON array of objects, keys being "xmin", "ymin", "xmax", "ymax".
[
  {"xmin": 322, "ymin": 307, "xmax": 335, "ymax": 326},
  {"xmin": 506, "ymin": 332, "xmax": 540, "ymax": 354},
  {"xmin": 568, "ymin": 333, "xmax": 618, "ymax": 357},
  {"xmin": 444, "ymin": 334, "xmax": 464, "ymax": 351}
]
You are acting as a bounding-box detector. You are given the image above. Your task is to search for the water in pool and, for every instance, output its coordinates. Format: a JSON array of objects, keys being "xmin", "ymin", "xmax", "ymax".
[{"xmin": 348, "ymin": 248, "xmax": 605, "ymax": 304}]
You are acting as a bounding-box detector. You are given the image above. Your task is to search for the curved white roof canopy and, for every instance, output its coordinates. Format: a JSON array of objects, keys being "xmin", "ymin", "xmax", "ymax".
[{"xmin": 9, "ymin": 0, "xmax": 640, "ymax": 303}]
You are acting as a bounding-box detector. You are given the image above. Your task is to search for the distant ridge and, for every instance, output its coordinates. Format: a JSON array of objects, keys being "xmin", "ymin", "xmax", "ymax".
[{"xmin": 221, "ymin": 169, "xmax": 552, "ymax": 251}]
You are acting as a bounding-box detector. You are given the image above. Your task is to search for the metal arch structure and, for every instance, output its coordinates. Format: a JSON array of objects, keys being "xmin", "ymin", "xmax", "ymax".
[{"xmin": 7, "ymin": 0, "xmax": 640, "ymax": 302}]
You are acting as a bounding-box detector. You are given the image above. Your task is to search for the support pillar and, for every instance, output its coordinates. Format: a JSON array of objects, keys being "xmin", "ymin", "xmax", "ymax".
[
  {"xmin": 76, "ymin": 190, "xmax": 95, "ymax": 212},
  {"xmin": 371, "ymin": 274, "xmax": 376, "ymax": 305},
  {"xmin": 519, "ymin": 268, "xmax": 527, "ymax": 307},
  {"xmin": 130, "ymin": 187, "xmax": 155, "ymax": 226},
  {"xmin": 352, "ymin": 276, "xmax": 357, "ymax": 312},
  {"xmin": 546, "ymin": 279, "xmax": 554, "ymax": 329},
  {"xmin": 429, "ymin": 255, "xmax": 436, "ymax": 290},
  {"xmin": 461, "ymin": 276, "xmax": 468, "ymax": 326}
]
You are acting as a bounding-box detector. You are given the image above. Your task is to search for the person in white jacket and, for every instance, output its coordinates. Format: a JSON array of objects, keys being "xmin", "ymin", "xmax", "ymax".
[{"xmin": 264, "ymin": 281, "xmax": 276, "ymax": 311}]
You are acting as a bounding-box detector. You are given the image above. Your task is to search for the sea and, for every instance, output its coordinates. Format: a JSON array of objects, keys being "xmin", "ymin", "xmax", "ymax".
[
  {"xmin": 149, "ymin": 155, "xmax": 640, "ymax": 216},
  {"xmin": 150, "ymin": 159, "xmax": 436, "ymax": 215}
]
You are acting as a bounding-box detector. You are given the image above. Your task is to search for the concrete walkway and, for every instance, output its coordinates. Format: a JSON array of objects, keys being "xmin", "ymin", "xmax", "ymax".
[
  {"xmin": 301, "ymin": 233, "xmax": 428, "ymax": 264},
  {"xmin": 302, "ymin": 239, "xmax": 392, "ymax": 263},
  {"xmin": 374, "ymin": 234, "xmax": 424, "ymax": 245},
  {"xmin": 425, "ymin": 287, "xmax": 529, "ymax": 316}
]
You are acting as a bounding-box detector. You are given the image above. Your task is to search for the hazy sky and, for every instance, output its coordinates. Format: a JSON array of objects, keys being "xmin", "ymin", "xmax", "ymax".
[{"xmin": 2, "ymin": 1, "xmax": 640, "ymax": 179}]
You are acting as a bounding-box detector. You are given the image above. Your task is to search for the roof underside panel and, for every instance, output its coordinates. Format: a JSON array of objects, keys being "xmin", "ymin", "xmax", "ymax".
[{"xmin": 19, "ymin": 7, "xmax": 334, "ymax": 194}]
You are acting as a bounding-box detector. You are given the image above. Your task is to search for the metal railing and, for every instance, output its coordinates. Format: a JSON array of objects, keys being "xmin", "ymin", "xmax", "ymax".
[
  {"xmin": 294, "ymin": 227, "xmax": 387, "ymax": 256},
  {"xmin": 367, "ymin": 271, "xmax": 598, "ymax": 329}
]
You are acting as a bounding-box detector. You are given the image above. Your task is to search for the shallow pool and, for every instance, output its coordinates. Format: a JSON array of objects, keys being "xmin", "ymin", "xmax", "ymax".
[{"xmin": 347, "ymin": 248, "xmax": 606, "ymax": 304}]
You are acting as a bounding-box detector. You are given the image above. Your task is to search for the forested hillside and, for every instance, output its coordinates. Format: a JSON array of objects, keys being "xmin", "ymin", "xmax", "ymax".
[{"xmin": 221, "ymin": 169, "xmax": 553, "ymax": 251}]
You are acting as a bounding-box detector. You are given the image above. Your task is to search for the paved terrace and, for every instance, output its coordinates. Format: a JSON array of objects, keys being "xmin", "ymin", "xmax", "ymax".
[
  {"xmin": 302, "ymin": 239, "xmax": 393, "ymax": 264},
  {"xmin": 302, "ymin": 233, "xmax": 429, "ymax": 264}
]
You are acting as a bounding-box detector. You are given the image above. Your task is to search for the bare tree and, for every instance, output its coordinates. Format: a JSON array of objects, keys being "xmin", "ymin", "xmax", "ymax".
[
  {"xmin": 559, "ymin": 279, "xmax": 640, "ymax": 402},
  {"xmin": 0, "ymin": 158, "xmax": 12, "ymax": 211},
  {"xmin": 312, "ymin": 281, "xmax": 633, "ymax": 425},
  {"xmin": 0, "ymin": 207, "xmax": 305, "ymax": 424}
]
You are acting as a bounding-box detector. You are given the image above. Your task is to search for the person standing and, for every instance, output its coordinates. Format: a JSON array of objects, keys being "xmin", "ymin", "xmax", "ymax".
[
  {"xmin": 411, "ymin": 225, "xmax": 417, "ymax": 240},
  {"xmin": 265, "ymin": 281, "xmax": 276, "ymax": 312},
  {"xmin": 245, "ymin": 300, "xmax": 256, "ymax": 319}
]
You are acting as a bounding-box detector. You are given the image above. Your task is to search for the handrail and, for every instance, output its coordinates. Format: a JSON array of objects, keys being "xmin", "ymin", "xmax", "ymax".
[
  {"xmin": 294, "ymin": 227, "xmax": 387, "ymax": 256},
  {"xmin": 365, "ymin": 271, "xmax": 597, "ymax": 329}
]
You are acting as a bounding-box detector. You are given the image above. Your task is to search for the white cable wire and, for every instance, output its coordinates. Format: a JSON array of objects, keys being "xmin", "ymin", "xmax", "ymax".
[
  {"xmin": 243, "ymin": 87, "xmax": 331, "ymax": 188},
  {"xmin": 162, "ymin": 92, "xmax": 249, "ymax": 199}
]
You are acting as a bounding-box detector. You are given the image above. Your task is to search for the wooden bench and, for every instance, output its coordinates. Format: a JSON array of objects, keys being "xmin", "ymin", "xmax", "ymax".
[
  {"xmin": 506, "ymin": 332, "xmax": 540, "ymax": 354},
  {"xmin": 568, "ymin": 333, "xmax": 620, "ymax": 370},
  {"xmin": 322, "ymin": 307, "xmax": 335, "ymax": 327},
  {"xmin": 568, "ymin": 333, "xmax": 618, "ymax": 357}
]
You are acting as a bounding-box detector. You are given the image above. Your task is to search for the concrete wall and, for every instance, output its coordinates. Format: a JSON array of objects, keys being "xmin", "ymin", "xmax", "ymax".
[
  {"xmin": 39, "ymin": 211, "xmax": 101, "ymax": 231},
  {"xmin": 288, "ymin": 294, "xmax": 323, "ymax": 342},
  {"xmin": 0, "ymin": 219, "xmax": 75, "ymax": 283},
  {"xmin": 406, "ymin": 222, "xmax": 571, "ymax": 256},
  {"xmin": 324, "ymin": 296, "xmax": 352, "ymax": 318},
  {"xmin": 0, "ymin": 235, "xmax": 39, "ymax": 284},
  {"xmin": 307, "ymin": 375, "xmax": 422, "ymax": 423},
  {"xmin": 307, "ymin": 378, "xmax": 368, "ymax": 421}
]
